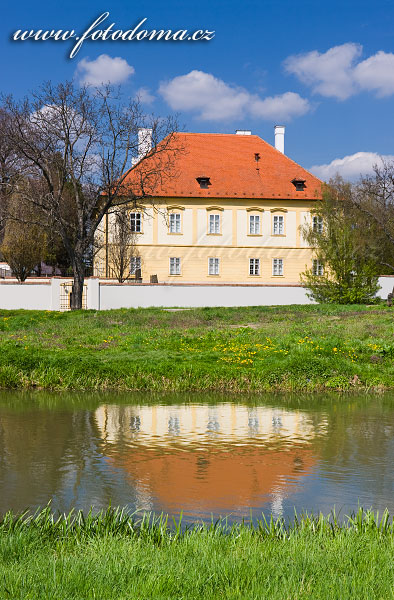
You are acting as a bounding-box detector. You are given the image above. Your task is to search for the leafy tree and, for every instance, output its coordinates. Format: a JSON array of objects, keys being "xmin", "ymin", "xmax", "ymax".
[
  {"xmin": 300, "ymin": 178, "xmax": 380, "ymax": 304},
  {"xmin": 0, "ymin": 108, "xmax": 20, "ymax": 250},
  {"xmin": 0, "ymin": 191, "xmax": 48, "ymax": 282},
  {"xmin": 3, "ymin": 81, "xmax": 180, "ymax": 308}
]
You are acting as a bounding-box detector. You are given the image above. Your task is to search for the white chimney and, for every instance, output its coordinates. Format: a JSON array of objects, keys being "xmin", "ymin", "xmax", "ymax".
[
  {"xmin": 274, "ymin": 125, "xmax": 285, "ymax": 154},
  {"xmin": 131, "ymin": 127, "xmax": 153, "ymax": 166},
  {"xmin": 235, "ymin": 129, "xmax": 252, "ymax": 135}
]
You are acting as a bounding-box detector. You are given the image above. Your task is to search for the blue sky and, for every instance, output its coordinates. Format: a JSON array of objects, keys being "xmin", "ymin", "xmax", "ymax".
[{"xmin": 3, "ymin": 0, "xmax": 394, "ymax": 179}]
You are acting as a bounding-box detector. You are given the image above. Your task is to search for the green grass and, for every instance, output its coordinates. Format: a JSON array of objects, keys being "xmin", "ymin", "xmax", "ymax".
[
  {"xmin": 1, "ymin": 304, "xmax": 394, "ymax": 391},
  {"xmin": 0, "ymin": 507, "xmax": 393, "ymax": 599}
]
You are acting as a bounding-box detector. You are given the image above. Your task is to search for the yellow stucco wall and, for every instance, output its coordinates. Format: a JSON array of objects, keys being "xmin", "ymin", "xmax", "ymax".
[{"xmin": 95, "ymin": 198, "xmax": 317, "ymax": 283}]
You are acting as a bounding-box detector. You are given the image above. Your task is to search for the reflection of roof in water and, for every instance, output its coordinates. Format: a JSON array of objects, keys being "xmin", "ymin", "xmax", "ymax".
[
  {"xmin": 95, "ymin": 404, "xmax": 324, "ymax": 513},
  {"xmin": 106, "ymin": 446, "xmax": 316, "ymax": 514}
]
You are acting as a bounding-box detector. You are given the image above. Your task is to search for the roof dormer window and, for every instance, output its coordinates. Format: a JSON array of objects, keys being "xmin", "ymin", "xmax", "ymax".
[
  {"xmin": 196, "ymin": 176, "xmax": 211, "ymax": 189},
  {"xmin": 291, "ymin": 178, "xmax": 306, "ymax": 191}
]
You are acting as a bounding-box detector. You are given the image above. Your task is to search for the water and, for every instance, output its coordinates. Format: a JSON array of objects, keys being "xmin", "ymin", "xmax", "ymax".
[{"xmin": 0, "ymin": 391, "xmax": 393, "ymax": 523}]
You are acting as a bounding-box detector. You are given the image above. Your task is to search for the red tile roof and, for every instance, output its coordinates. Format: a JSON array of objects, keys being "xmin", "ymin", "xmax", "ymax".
[{"xmin": 124, "ymin": 132, "xmax": 322, "ymax": 201}]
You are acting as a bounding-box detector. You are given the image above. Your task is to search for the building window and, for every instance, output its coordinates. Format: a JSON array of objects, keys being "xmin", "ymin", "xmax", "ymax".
[
  {"xmin": 249, "ymin": 214, "xmax": 260, "ymax": 235},
  {"xmin": 130, "ymin": 212, "xmax": 142, "ymax": 233},
  {"xmin": 291, "ymin": 178, "xmax": 306, "ymax": 191},
  {"xmin": 312, "ymin": 216, "xmax": 323, "ymax": 233},
  {"xmin": 169, "ymin": 257, "xmax": 181, "ymax": 275},
  {"xmin": 196, "ymin": 176, "xmax": 211, "ymax": 189},
  {"xmin": 312, "ymin": 259, "xmax": 324, "ymax": 276},
  {"xmin": 272, "ymin": 258, "xmax": 283, "ymax": 276},
  {"xmin": 249, "ymin": 258, "xmax": 260, "ymax": 275},
  {"xmin": 208, "ymin": 257, "xmax": 220, "ymax": 275},
  {"xmin": 130, "ymin": 256, "xmax": 141, "ymax": 275},
  {"xmin": 273, "ymin": 215, "xmax": 284, "ymax": 235},
  {"xmin": 209, "ymin": 213, "xmax": 220, "ymax": 234},
  {"xmin": 169, "ymin": 213, "xmax": 181, "ymax": 233}
]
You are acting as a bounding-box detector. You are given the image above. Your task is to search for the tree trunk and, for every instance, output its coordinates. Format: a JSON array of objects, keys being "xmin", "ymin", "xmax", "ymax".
[
  {"xmin": 71, "ymin": 257, "xmax": 85, "ymax": 310},
  {"xmin": 387, "ymin": 287, "xmax": 394, "ymax": 307},
  {"xmin": 18, "ymin": 269, "xmax": 28, "ymax": 283}
]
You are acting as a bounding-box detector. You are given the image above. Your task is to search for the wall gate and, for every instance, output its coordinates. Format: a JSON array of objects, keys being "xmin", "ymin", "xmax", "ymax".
[{"xmin": 60, "ymin": 281, "xmax": 87, "ymax": 311}]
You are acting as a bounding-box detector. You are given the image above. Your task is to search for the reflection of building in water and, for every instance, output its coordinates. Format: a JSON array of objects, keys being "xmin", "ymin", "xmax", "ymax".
[
  {"xmin": 105, "ymin": 446, "xmax": 316, "ymax": 514},
  {"xmin": 95, "ymin": 404, "xmax": 328, "ymax": 448},
  {"xmin": 95, "ymin": 404, "xmax": 327, "ymax": 515}
]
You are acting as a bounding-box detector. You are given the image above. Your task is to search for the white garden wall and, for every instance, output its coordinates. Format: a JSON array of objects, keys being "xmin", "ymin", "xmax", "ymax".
[
  {"xmin": 0, "ymin": 281, "xmax": 52, "ymax": 310},
  {"xmin": 0, "ymin": 276, "xmax": 393, "ymax": 311},
  {"xmin": 99, "ymin": 283, "xmax": 312, "ymax": 309}
]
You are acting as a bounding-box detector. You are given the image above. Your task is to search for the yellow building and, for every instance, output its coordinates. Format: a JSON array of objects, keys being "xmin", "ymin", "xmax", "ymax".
[{"xmin": 96, "ymin": 128, "xmax": 322, "ymax": 284}]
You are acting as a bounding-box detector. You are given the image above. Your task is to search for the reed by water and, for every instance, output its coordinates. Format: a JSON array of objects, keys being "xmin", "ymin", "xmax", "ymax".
[{"xmin": 1, "ymin": 506, "xmax": 393, "ymax": 598}]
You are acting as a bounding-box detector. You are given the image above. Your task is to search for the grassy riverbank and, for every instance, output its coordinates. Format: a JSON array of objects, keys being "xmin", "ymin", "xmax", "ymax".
[
  {"xmin": 1, "ymin": 304, "xmax": 394, "ymax": 391},
  {"xmin": 0, "ymin": 507, "xmax": 393, "ymax": 599}
]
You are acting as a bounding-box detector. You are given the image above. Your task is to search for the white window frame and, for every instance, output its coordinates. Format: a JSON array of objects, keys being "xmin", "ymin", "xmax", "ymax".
[
  {"xmin": 273, "ymin": 215, "xmax": 284, "ymax": 235},
  {"xmin": 130, "ymin": 212, "xmax": 142, "ymax": 233},
  {"xmin": 312, "ymin": 259, "xmax": 324, "ymax": 276},
  {"xmin": 130, "ymin": 256, "xmax": 141, "ymax": 275},
  {"xmin": 208, "ymin": 257, "xmax": 220, "ymax": 275},
  {"xmin": 249, "ymin": 258, "xmax": 260, "ymax": 276},
  {"xmin": 312, "ymin": 216, "xmax": 323, "ymax": 233},
  {"xmin": 249, "ymin": 214, "xmax": 260, "ymax": 235},
  {"xmin": 208, "ymin": 213, "xmax": 221, "ymax": 234},
  {"xmin": 169, "ymin": 212, "xmax": 182, "ymax": 234},
  {"xmin": 169, "ymin": 257, "xmax": 181, "ymax": 275},
  {"xmin": 272, "ymin": 258, "xmax": 283, "ymax": 276}
]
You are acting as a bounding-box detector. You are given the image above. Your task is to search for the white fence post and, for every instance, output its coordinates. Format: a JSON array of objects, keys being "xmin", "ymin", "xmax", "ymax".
[
  {"xmin": 50, "ymin": 278, "xmax": 61, "ymax": 311},
  {"xmin": 87, "ymin": 278, "xmax": 100, "ymax": 310}
]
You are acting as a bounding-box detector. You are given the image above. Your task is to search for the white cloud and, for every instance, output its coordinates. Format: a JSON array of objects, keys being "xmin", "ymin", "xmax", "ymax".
[
  {"xmin": 353, "ymin": 51, "xmax": 394, "ymax": 97},
  {"xmin": 135, "ymin": 87, "xmax": 155, "ymax": 104},
  {"xmin": 309, "ymin": 152, "xmax": 394, "ymax": 181},
  {"xmin": 76, "ymin": 55, "xmax": 135, "ymax": 86},
  {"xmin": 285, "ymin": 43, "xmax": 394, "ymax": 101},
  {"xmin": 250, "ymin": 91, "xmax": 310, "ymax": 120},
  {"xmin": 284, "ymin": 43, "xmax": 362, "ymax": 100},
  {"xmin": 159, "ymin": 70, "xmax": 310, "ymax": 121},
  {"xmin": 159, "ymin": 70, "xmax": 249, "ymax": 120}
]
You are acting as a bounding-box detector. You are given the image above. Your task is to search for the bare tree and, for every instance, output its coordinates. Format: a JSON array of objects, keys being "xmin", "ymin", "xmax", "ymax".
[
  {"xmin": 3, "ymin": 81, "xmax": 181, "ymax": 308},
  {"xmin": 352, "ymin": 160, "xmax": 394, "ymax": 273},
  {"xmin": 107, "ymin": 207, "xmax": 140, "ymax": 283}
]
